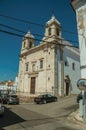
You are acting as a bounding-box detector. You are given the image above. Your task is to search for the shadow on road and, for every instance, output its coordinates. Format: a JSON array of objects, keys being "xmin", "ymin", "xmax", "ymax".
[
  {"xmin": 64, "ymin": 104, "xmax": 79, "ymax": 112},
  {"xmin": 55, "ymin": 127, "xmax": 76, "ymax": 130},
  {"xmin": 0, "ymin": 106, "xmax": 25, "ymax": 129}
]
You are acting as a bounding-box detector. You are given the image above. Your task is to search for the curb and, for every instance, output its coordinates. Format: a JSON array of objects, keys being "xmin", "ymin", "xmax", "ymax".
[{"xmin": 68, "ymin": 109, "xmax": 83, "ymax": 124}]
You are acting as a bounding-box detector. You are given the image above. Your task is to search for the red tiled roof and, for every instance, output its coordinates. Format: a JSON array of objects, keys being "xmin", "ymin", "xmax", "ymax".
[
  {"xmin": 0, "ymin": 81, "xmax": 7, "ymax": 85},
  {"xmin": 7, "ymin": 81, "xmax": 14, "ymax": 86}
]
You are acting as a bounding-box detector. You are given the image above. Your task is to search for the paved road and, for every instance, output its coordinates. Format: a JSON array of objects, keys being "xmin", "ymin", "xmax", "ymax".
[{"xmin": 0, "ymin": 95, "xmax": 86, "ymax": 130}]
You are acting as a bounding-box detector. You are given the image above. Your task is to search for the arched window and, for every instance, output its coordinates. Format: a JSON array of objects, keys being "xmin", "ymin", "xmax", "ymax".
[
  {"xmin": 57, "ymin": 28, "xmax": 59, "ymax": 36},
  {"xmin": 23, "ymin": 41, "xmax": 26, "ymax": 48},
  {"xmin": 48, "ymin": 28, "xmax": 51, "ymax": 35},
  {"xmin": 29, "ymin": 42, "xmax": 32, "ymax": 48},
  {"xmin": 40, "ymin": 60, "xmax": 43, "ymax": 69},
  {"xmin": 26, "ymin": 63, "xmax": 28, "ymax": 71},
  {"xmin": 72, "ymin": 63, "xmax": 75, "ymax": 70}
]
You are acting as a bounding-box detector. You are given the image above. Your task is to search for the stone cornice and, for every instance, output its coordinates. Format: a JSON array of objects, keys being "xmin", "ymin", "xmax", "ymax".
[
  {"xmin": 65, "ymin": 46, "xmax": 80, "ymax": 57},
  {"xmin": 20, "ymin": 42, "xmax": 57, "ymax": 57}
]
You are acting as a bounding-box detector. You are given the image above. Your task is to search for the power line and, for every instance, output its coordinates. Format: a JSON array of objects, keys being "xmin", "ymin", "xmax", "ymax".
[
  {"xmin": 0, "ymin": 23, "xmax": 25, "ymax": 33},
  {"xmin": 0, "ymin": 14, "xmax": 82, "ymax": 36},
  {"xmin": 0, "ymin": 29, "xmax": 23, "ymax": 38},
  {"xmin": 0, "ymin": 14, "xmax": 44, "ymax": 27},
  {"xmin": 0, "ymin": 23, "xmax": 44, "ymax": 37},
  {"xmin": 0, "ymin": 22, "xmax": 79, "ymax": 45},
  {"xmin": 0, "ymin": 29, "xmax": 79, "ymax": 48},
  {"xmin": 0, "ymin": 22, "xmax": 80, "ymax": 40},
  {"xmin": 62, "ymin": 29, "xmax": 78, "ymax": 35}
]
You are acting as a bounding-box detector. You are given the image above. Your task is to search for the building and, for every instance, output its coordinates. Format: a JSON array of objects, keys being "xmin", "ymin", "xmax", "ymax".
[
  {"xmin": 0, "ymin": 76, "xmax": 18, "ymax": 94},
  {"xmin": 71, "ymin": 0, "xmax": 86, "ymax": 78},
  {"xmin": 17, "ymin": 16, "xmax": 80, "ymax": 102},
  {"xmin": 0, "ymin": 81, "xmax": 8, "ymax": 92}
]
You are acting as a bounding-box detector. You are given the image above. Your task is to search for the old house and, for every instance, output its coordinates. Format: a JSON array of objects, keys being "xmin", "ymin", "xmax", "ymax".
[{"xmin": 71, "ymin": 0, "xmax": 86, "ymax": 78}]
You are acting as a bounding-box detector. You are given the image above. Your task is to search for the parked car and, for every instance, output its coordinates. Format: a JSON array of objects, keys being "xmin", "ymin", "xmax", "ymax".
[
  {"xmin": 34, "ymin": 94, "xmax": 57, "ymax": 104},
  {"xmin": 2, "ymin": 94, "xmax": 19, "ymax": 105},
  {"xmin": 76, "ymin": 92, "xmax": 83, "ymax": 103},
  {"xmin": 0, "ymin": 98, "xmax": 4, "ymax": 116},
  {"xmin": 1, "ymin": 94, "xmax": 9, "ymax": 104}
]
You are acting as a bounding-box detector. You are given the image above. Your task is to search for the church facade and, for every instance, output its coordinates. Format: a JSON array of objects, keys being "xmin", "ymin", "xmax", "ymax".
[{"xmin": 17, "ymin": 16, "xmax": 80, "ymax": 102}]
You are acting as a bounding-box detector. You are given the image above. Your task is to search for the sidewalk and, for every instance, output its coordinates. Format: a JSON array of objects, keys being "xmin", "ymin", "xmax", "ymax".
[
  {"xmin": 70, "ymin": 109, "xmax": 83, "ymax": 121},
  {"xmin": 68, "ymin": 108, "xmax": 85, "ymax": 125}
]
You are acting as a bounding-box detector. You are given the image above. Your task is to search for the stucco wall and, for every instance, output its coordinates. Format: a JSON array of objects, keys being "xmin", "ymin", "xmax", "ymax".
[
  {"xmin": 18, "ymin": 44, "xmax": 55, "ymax": 96},
  {"xmin": 76, "ymin": 1, "xmax": 86, "ymax": 78},
  {"xmin": 63, "ymin": 46, "xmax": 81, "ymax": 94}
]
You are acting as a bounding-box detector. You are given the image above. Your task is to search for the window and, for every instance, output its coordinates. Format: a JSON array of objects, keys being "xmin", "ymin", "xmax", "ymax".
[
  {"xmin": 72, "ymin": 63, "xmax": 75, "ymax": 70},
  {"xmin": 32, "ymin": 64, "xmax": 35, "ymax": 71},
  {"xmin": 26, "ymin": 63, "xmax": 28, "ymax": 71},
  {"xmin": 40, "ymin": 60, "xmax": 43, "ymax": 69},
  {"xmin": 29, "ymin": 42, "xmax": 32, "ymax": 48},
  {"xmin": 48, "ymin": 28, "xmax": 51, "ymax": 35},
  {"xmin": 57, "ymin": 28, "xmax": 59, "ymax": 36},
  {"xmin": 48, "ymin": 65, "xmax": 50, "ymax": 68},
  {"xmin": 23, "ymin": 41, "xmax": 26, "ymax": 48},
  {"xmin": 30, "ymin": 77, "xmax": 35, "ymax": 94},
  {"xmin": 65, "ymin": 61, "xmax": 68, "ymax": 66}
]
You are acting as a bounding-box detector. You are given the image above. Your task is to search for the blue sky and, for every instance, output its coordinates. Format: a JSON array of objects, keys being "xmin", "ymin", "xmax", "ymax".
[{"xmin": 0, "ymin": 0, "xmax": 78, "ymax": 81}]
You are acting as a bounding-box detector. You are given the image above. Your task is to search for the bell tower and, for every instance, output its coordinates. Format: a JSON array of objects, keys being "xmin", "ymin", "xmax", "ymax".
[
  {"xmin": 21, "ymin": 30, "xmax": 35, "ymax": 54},
  {"xmin": 43, "ymin": 15, "xmax": 62, "ymax": 42}
]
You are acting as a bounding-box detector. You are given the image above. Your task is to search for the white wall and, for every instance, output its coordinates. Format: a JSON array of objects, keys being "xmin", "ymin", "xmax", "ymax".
[
  {"xmin": 76, "ymin": 1, "xmax": 86, "ymax": 78},
  {"xmin": 63, "ymin": 46, "xmax": 81, "ymax": 94}
]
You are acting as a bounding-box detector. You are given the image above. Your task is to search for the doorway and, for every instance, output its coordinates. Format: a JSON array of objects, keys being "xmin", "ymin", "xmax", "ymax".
[
  {"xmin": 30, "ymin": 77, "xmax": 36, "ymax": 94},
  {"xmin": 66, "ymin": 82, "xmax": 69, "ymax": 96}
]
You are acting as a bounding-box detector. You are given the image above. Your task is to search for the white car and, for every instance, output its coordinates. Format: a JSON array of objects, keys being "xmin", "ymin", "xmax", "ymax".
[{"xmin": 0, "ymin": 99, "xmax": 4, "ymax": 116}]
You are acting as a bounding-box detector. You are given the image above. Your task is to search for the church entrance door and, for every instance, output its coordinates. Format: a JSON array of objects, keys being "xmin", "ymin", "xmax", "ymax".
[{"xmin": 30, "ymin": 77, "xmax": 36, "ymax": 94}]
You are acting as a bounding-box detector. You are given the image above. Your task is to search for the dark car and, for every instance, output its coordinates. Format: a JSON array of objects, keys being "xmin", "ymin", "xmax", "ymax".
[
  {"xmin": 76, "ymin": 92, "xmax": 83, "ymax": 103},
  {"xmin": 2, "ymin": 94, "xmax": 19, "ymax": 105},
  {"xmin": 0, "ymin": 93, "xmax": 7, "ymax": 103},
  {"xmin": 0, "ymin": 98, "xmax": 4, "ymax": 116},
  {"xmin": 34, "ymin": 94, "xmax": 57, "ymax": 104}
]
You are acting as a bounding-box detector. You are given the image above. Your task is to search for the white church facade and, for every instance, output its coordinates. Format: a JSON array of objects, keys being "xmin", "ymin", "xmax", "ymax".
[{"xmin": 17, "ymin": 16, "xmax": 80, "ymax": 102}]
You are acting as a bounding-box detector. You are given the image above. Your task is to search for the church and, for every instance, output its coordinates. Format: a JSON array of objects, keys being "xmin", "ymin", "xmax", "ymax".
[{"xmin": 17, "ymin": 16, "xmax": 80, "ymax": 102}]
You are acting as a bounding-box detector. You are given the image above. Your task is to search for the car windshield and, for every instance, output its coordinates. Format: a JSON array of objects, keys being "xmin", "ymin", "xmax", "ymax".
[
  {"xmin": 38, "ymin": 94, "xmax": 53, "ymax": 98},
  {"xmin": 47, "ymin": 94, "xmax": 52, "ymax": 97}
]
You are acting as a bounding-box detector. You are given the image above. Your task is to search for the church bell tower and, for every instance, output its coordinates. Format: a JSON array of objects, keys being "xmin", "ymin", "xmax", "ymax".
[
  {"xmin": 21, "ymin": 30, "xmax": 35, "ymax": 54},
  {"xmin": 43, "ymin": 15, "xmax": 62, "ymax": 43}
]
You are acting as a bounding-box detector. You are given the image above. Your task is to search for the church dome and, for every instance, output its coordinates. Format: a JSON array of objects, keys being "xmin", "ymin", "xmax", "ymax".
[
  {"xmin": 25, "ymin": 30, "xmax": 35, "ymax": 39},
  {"xmin": 46, "ymin": 15, "xmax": 61, "ymax": 26}
]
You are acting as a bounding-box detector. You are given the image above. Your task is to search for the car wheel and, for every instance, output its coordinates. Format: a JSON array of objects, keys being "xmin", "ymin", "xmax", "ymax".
[
  {"xmin": 43, "ymin": 100, "xmax": 47, "ymax": 104},
  {"xmin": 55, "ymin": 98, "xmax": 57, "ymax": 102}
]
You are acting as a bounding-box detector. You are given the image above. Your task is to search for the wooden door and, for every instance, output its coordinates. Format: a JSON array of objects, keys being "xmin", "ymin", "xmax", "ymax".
[{"xmin": 30, "ymin": 77, "xmax": 36, "ymax": 94}]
